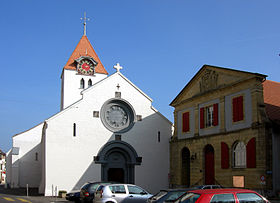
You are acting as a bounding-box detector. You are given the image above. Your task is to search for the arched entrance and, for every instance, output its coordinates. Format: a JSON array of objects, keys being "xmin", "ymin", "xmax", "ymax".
[
  {"xmin": 94, "ymin": 141, "xmax": 142, "ymax": 184},
  {"xmin": 181, "ymin": 147, "xmax": 190, "ymax": 187},
  {"xmin": 204, "ymin": 144, "xmax": 215, "ymax": 185}
]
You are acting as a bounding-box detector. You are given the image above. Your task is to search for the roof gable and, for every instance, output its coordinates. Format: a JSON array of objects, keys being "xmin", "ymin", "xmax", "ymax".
[
  {"xmin": 170, "ymin": 65, "xmax": 267, "ymax": 106},
  {"xmin": 63, "ymin": 35, "xmax": 108, "ymax": 74}
]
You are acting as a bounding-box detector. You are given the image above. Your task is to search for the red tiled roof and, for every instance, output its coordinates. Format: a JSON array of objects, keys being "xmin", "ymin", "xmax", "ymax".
[
  {"xmin": 263, "ymin": 80, "xmax": 280, "ymax": 122},
  {"xmin": 63, "ymin": 35, "xmax": 108, "ymax": 74}
]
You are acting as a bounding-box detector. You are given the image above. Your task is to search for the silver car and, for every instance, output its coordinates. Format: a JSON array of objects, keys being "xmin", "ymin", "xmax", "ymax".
[{"xmin": 94, "ymin": 183, "xmax": 152, "ymax": 203}]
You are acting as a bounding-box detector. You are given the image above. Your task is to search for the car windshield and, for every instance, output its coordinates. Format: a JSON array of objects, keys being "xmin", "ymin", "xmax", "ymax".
[
  {"xmin": 150, "ymin": 191, "xmax": 168, "ymax": 200},
  {"xmin": 179, "ymin": 193, "xmax": 201, "ymax": 203},
  {"xmin": 165, "ymin": 191, "xmax": 187, "ymax": 201}
]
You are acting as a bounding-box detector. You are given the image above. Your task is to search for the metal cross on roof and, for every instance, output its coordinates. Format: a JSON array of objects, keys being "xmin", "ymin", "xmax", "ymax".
[
  {"xmin": 81, "ymin": 12, "xmax": 90, "ymax": 36},
  {"xmin": 114, "ymin": 63, "xmax": 123, "ymax": 72}
]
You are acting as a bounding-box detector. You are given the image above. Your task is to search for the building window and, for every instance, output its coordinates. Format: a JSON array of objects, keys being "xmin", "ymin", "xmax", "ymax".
[
  {"xmin": 80, "ymin": 78, "xmax": 85, "ymax": 89},
  {"xmin": 232, "ymin": 95, "xmax": 244, "ymax": 122},
  {"xmin": 158, "ymin": 131, "xmax": 161, "ymax": 142},
  {"xmin": 115, "ymin": 92, "xmax": 121, "ymax": 98},
  {"xmin": 182, "ymin": 112, "xmax": 190, "ymax": 132},
  {"xmin": 115, "ymin": 134, "xmax": 121, "ymax": 141},
  {"xmin": 200, "ymin": 103, "xmax": 218, "ymax": 129},
  {"xmin": 233, "ymin": 141, "xmax": 246, "ymax": 168},
  {"xmin": 137, "ymin": 115, "xmax": 142, "ymax": 121},
  {"xmin": 88, "ymin": 79, "xmax": 92, "ymax": 87},
  {"xmin": 93, "ymin": 111, "xmax": 99, "ymax": 118},
  {"xmin": 73, "ymin": 123, "xmax": 76, "ymax": 137},
  {"xmin": 35, "ymin": 152, "xmax": 38, "ymax": 161}
]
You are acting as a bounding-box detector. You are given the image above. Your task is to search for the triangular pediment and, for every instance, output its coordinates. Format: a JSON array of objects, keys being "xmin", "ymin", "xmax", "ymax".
[
  {"xmin": 63, "ymin": 35, "xmax": 108, "ymax": 75},
  {"xmin": 170, "ymin": 65, "xmax": 266, "ymax": 106}
]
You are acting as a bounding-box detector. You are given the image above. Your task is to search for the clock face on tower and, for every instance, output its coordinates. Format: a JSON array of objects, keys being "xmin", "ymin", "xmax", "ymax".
[{"xmin": 77, "ymin": 58, "xmax": 94, "ymax": 75}]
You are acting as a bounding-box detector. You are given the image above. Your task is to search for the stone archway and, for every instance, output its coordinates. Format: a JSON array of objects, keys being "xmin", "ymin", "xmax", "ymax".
[{"xmin": 94, "ymin": 141, "xmax": 142, "ymax": 184}]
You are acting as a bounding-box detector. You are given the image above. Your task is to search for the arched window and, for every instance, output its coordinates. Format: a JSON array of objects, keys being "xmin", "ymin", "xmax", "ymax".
[
  {"xmin": 88, "ymin": 79, "xmax": 92, "ymax": 87},
  {"xmin": 233, "ymin": 141, "xmax": 246, "ymax": 168},
  {"xmin": 80, "ymin": 78, "xmax": 85, "ymax": 89}
]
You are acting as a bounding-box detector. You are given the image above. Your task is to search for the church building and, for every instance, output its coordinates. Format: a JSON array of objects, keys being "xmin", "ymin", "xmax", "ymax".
[
  {"xmin": 169, "ymin": 65, "xmax": 280, "ymax": 196},
  {"xmin": 6, "ymin": 29, "xmax": 172, "ymax": 195}
]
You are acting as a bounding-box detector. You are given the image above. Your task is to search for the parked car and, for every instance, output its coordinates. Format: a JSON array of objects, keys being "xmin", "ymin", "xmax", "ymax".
[
  {"xmin": 66, "ymin": 190, "xmax": 80, "ymax": 202},
  {"xmin": 94, "ymin": 183, "xmax": 152, "ymax": 203},
  {"xmin": 168, "ymin": 188, "xmax": 270, "ymax": 203},
  {"xmin": 193, "ymin": 185, "xmax": 222, "ymax": 190},
  {"xmin": 147, "ymin": 188, "xmax": 194, "ymax": 203},
  {"xmin": 80, "ymin": 181, "xmax": 115, "ymax": 203}
]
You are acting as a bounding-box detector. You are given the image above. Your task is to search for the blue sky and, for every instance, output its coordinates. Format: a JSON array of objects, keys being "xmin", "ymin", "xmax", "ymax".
[{"xmin": 1, "ymin": 1, "xmax": 280, "ymax": 152}]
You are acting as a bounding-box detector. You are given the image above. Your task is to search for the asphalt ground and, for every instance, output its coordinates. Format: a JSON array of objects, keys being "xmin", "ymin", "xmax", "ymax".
[
  {"xmin": 0, "ymin": 185, "xmax": 68, "ymax": 203},
  {"xmin": 0, "ymin": 185, "xmax": 279, "ymax": 203}
]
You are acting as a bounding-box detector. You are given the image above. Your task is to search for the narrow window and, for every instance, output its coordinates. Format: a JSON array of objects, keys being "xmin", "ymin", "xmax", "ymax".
[
  {"xmin": 201, "ymin": 103, "xmax": 219, "ymax": 129},
  {"xmin": 115, "ymin": 134, "xmax": 121, "ymax": 141},
  {"xmin": 137, "ymin": 115, "xmax": 142, "ymax": 121},
  {"xmin": 80, "ymin": 78, "xmax": 85, "ymax": 89},
  {"xmin": 158, "ymin": 131, "xmax": 161, "ymax": 142},
  {"xmin": 115, "ymin": 92, "xmax": 121, "ymax": 98},
  {"xmin": 73, "ymin": 123, "xmax": 76, "ymax": 137},
  {"xmin": 88, "ymin": 79, "xmax": 92, "ymax": 87},
  {"xmin": 35, "ymin": 152, "xmax": 38, "ymax": 161}
]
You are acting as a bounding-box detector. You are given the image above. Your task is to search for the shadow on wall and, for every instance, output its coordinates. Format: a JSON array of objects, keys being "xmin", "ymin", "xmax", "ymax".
[
  {"xmin": 71, "ymin": 111, "xmax": 172, "ymax": 191},
  {"xmin": 7, "ymin": 144, "xmax": 41, "ymax": 190}
]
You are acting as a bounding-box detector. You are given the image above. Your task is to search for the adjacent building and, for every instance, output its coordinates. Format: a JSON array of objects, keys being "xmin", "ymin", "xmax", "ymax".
[
  {"xmin": 0, "ymin": 150, "xmax": 6, "ymax": 184},
  {"xmin": 169, "ymin": 65, "xmax": 280, "ymax": 195},
  {"xmin": 6, "ymin": 33, "xmax": 172, "ymax": 195}
]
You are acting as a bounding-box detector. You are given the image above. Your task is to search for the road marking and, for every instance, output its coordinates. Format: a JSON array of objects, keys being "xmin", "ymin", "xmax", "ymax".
[
  {"xmin": 3, "ymin": 197, "xmax": 15, "ymax": 201},
  {"xmin": 16, "ymin": 197, "xmax": 32, "ymax": 202}
]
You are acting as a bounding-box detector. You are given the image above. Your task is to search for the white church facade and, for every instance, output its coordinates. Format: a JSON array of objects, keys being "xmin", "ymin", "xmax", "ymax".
[{"xmin": 6, "ymin": 34, "xmax": 172, "ymax": 195}]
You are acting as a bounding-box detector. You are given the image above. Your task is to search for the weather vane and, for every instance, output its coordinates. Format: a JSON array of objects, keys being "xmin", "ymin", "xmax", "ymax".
[{"xmin": 81, "ymin": 12, "xmax": 90, "ymax": 36}]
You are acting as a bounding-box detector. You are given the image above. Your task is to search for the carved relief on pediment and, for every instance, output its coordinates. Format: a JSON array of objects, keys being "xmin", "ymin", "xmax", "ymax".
[{"xmin": 199, "ymin": 69, "xmax": 218, "ymax": 93}]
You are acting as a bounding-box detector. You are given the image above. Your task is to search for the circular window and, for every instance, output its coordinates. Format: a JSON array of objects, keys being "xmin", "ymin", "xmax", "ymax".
[{"xmin": 100, "ymin": 99, "xmax": 135, "ymax": 133}]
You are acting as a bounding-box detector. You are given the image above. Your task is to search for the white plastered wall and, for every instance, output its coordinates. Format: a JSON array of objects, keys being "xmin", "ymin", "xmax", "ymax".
[
  {"xmin": 61, "ymin": 69, "xmax": 107, "ymax": 110},
  {"xmin": 10, "ymin": 123, "xmax": 43, "ymax": 188},
  {"xmin": 42, "ymin": 72, "xmax": 172, "ymax": 195}
]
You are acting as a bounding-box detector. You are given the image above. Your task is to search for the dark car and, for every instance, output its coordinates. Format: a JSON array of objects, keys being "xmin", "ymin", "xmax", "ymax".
[
  {"xmin": 147, "ymin": 189, "xmax": 193, "ymax": 203},
  {"xmin": 80, "ymin": 181, "xmax": 114, "ymax": 203},
  {"xmin": 168, "ymin": 188, "xmax": 270, "ymax": 203},
  {"xmin": 66, "ymin": 190, "xmax": 80, "ymax": 202}
]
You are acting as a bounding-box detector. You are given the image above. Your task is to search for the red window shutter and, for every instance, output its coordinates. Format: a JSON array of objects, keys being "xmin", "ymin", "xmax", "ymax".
[
  {"xmin": 182, "ymin": 112, "xmax": 190, "ymax": 132},
  {"xmin": 246, "ymin": 137, "xmax": 256, "ymax": 168},
  {"xmin": 238, "ymin": 96, "xmax": 244, "ymax": 121},
  {"xmin": 200, "ymin": 107, "xmax": 204, "ymax": 129},
  {"xmin": 232, "ymin": 97, "xmax": 238, "ymax": 122},
  {"xmin": 213, "ymin": 103, "xmax": 219, "ymax": 126},
  {"xmin": 221, "ymin": 142, "xmax": 229, "ymax": 169}
]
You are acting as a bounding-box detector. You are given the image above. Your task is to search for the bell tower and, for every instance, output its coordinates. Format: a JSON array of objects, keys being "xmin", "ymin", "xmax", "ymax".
[{"xmin": 60, "ymin": 16, "xmax": 108, "ymax": 110}]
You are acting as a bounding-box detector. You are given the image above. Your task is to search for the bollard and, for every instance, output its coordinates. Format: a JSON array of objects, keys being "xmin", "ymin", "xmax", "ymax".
[{"xmin": 26, "ymin": 184, "xmax": 29, "ymax": 197}]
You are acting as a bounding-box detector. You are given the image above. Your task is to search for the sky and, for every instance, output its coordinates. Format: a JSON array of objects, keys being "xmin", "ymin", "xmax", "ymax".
[{"xmin": 1, "ymin": 0, "xmax": 280, "ymax": 153}]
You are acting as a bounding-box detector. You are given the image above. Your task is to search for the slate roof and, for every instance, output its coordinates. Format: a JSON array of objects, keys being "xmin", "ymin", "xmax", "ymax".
[
  {"xmin": 263, "ymin": 80, "xmax": 280, "ymax": 123},
  {"xmin": 63, "ymin": 35, "xmax": 108, "ymax": 75}
]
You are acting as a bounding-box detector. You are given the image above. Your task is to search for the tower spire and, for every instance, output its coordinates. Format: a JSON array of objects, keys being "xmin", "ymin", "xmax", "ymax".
[{"xmin": 81, "ymin": 12, "xmax": 90, "ymax": 36}]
